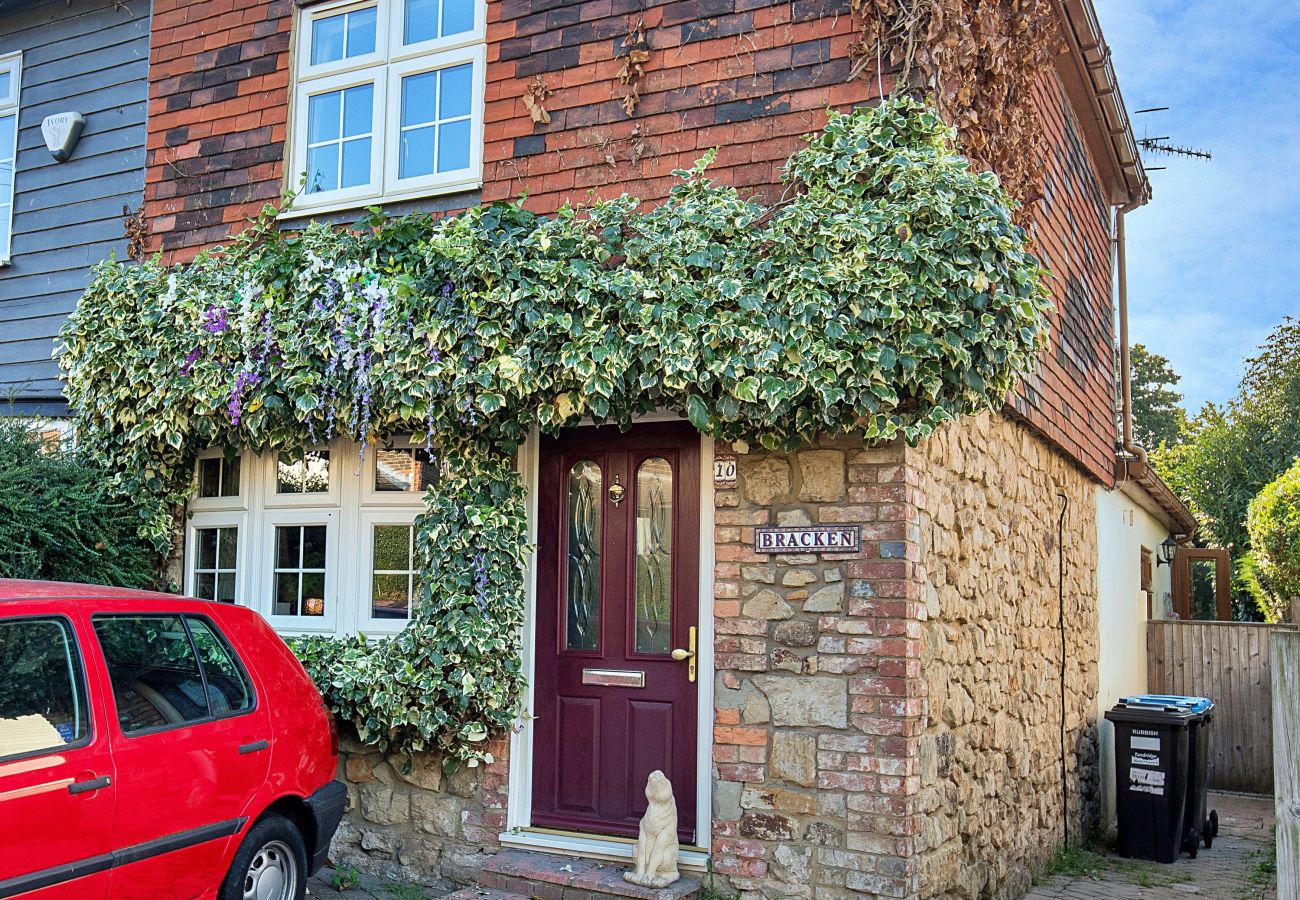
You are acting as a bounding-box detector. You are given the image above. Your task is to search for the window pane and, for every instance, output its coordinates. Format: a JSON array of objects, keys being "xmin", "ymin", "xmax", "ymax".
[
  {"xmin": 341, "ymin": 137, "xmax": 371, "ymax": 188},
  {"xmin": 376, "ymin": 447, "xmax": 438, "ymax": 491},
  {"xmin": 216, "ymin": 572, "xmax": 237, "ymax": 603},
  {"xmin": 0, "ymin": 72, "xmax": 9, "ymax": 100},
  {"xmin": 195, "ymin": 572, "xmax": 216, "ymax": 600},
  {"xmin": 634, "ymin": 457, "xmax": 673, "ymax": 654},
  {"xmin": 302, "ymin": 573, "xmax": 326, "ymax": 616},
  {"xmin": 442, "ymin": 0, "xmax": 473, "ymax": 36},
  {"xmin": 438, "ymin": 119, "xmax": 471, "ymax": 172},
  {"xmin": 302, "ymin": 525, "xmax": 327, "ymax": 569},
  {"xmin": 373, "ymin": 525, "xmax": 412, "ymax": 570},
  {"xmin": 405, "ymin": 0, "xmax": 439, "ymax": 44},
  {"xmin": 306, "ymin": 144, "xmax": 340, "ymax": 194},
  {"xmin": 348, "ymin": 7, "xmax": 378, "ymax": 56},
  {"xmin": 277, "ymin": 450, "xmax": 330, "ymax": 493},
  {"xmin": 311, "ymin": 12, "xmax": 347, "ymax": 64},
  {"xmin": 565, "ymin": 460, "xmax": 601, "ymax": 651},
  {"xmin": 223, "ymin": 457, "xmax": 241, "ymax": 496},
  {"xmin": 186, "ymin": 618, "xmax": 253, "ymax": 715},
  {"xmin": 198, "ymin": 458, "xmax": 222, "ymax": 498},
  {"xmin": 1191, "ymin": 559, "xmax": 1218, "ymax": 620},
  {"xmin": 197, "ymin": 527, "xmax": 219, "ymax": 569},
  {"xmin": 276, "ymin": 526, "xmax": 301, "ymax": 569},
  {"xmin": 0, "ymin": 114, "xmax": 13, "ymax": 154},
  {"xmin": 342, "ymin": 84, "xmax": 373, "ymax": 138},
  {"xmin": 439, "ymin": 63, "xmax": 473, "ymax": 119},
  {"xmin": 275, "ymin": 572, "xmax": 299, "ymax": 616},
  {"xmin": 0, "ymin": 618, "xmax": 89, "ymax": 758},
  {"xmin": 93, "ymin": 615, "xmax": 209, "ymax": 733},
  {"xmin": 402, "ymin": 70, "xmax": 438, "ymax": 127},
  {"xmin": 308, "ymin": 91, "xmax": 341, "ymax": 144},
  {"xmin": 218, "ymin": 527, "xmax": 238, "ymax": 569},
  {"xmin": 372, "ymin": 573, "xmax": 411, "ymax": 619},
  {"xmin": 400, "ymin": 125, "xmax": 435, "ymax": 179}
]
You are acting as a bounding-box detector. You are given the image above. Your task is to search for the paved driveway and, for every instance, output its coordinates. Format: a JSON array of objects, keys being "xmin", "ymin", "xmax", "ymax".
[{"xmin": 1026, "ymin": 791, "xmax": 1277, "ymax": 899}]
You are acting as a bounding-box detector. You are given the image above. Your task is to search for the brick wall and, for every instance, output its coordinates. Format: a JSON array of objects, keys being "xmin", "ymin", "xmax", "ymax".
[
  {"xmin": 710, "ymin": 436, "xmax": 928, "ymax": 899},
  {"xmin": 143, "ymin": 0, "xmax": 1121, "ymax": 483}
]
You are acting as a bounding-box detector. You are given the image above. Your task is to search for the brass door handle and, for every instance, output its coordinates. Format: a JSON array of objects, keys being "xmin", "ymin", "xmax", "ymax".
[{"xmin": 671, "ymin": 626, "xmax": 697, "ymax": 683}]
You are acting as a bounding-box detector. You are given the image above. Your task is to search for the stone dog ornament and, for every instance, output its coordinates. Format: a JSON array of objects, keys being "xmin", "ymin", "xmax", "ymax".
[{"xmin": 624, "ymin": 770, "xmax": 681, "ymax": 888}]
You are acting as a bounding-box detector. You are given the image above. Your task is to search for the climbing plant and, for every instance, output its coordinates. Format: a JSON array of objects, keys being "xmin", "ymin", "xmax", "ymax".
[{"xmin": 59, "ymin": 97, "xmax": 1053, "ymax": 766}]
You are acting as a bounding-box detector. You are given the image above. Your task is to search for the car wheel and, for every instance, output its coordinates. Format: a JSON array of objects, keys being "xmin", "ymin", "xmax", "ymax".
[{"xmin": 219, "ymin": 814, "xmax": 307, "ymax": 900}]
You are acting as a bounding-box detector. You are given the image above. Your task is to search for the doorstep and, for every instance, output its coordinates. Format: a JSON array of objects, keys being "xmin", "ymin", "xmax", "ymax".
[{"xmin": 478, "ymin": 849, "xmax": 700, "ymax": 900}]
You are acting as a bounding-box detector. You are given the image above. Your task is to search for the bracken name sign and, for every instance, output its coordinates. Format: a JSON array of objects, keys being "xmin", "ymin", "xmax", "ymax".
[{"xmin": 754, "ymin": 525, "xmax": 861, "ymax": 554}]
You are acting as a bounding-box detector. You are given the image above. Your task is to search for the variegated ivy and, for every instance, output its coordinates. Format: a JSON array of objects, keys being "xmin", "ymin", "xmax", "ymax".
[{"xmin": 59, "ymin": 96, "xmax": 1052, "ymax": 767}]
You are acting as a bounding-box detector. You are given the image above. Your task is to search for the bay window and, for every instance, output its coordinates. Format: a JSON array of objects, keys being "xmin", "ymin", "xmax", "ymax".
[
  {"xmin": 185, "ymin": 437, "xmax": 434, "ymax": 636},
  {"xmin": 288, "ymin": 0, "xmax": 486, "ymax": 215}
]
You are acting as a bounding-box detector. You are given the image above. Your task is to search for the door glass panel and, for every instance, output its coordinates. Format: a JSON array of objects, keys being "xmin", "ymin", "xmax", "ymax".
[
  {"xmin": 634, "ymin": 457, "xmax": 673, "ymax": 654},
  {"xmin": 1190, "ymin": 558, "xmax": 1218, "ymax": 620},
  {"xmin": 0, "ymin": 617, "xmax": 89, "ymax": 758},
  {"xmin": 565, "ymin": 460, "xmax": 601, "ymax": 651},
  {"xmin": 92, "ymin": 615, "xmax": 209, "ymax": 734}
]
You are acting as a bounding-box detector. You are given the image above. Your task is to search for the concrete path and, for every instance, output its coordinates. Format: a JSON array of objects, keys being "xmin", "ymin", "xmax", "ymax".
[{"xmin": 1027, "ymin": 791, "xmax": 1277, "ymax": 899}]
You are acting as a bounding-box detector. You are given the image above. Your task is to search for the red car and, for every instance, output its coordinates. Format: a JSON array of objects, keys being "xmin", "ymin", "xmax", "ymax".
[{"xmin": 0, "ymin": 580, "xmax": 346, "ymax": 900}]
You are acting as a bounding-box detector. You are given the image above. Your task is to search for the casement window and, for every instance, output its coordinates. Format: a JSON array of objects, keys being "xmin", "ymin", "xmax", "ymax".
[
  {"xmin": 185, "ymin": 437, "xmax": 436, "ymax": 636},
  {"xmin": 287, "ymin": 0, "xmax": 486, "ymax": 215},
  {"xmin": 0, "ymin": 53, "xmax": 22, "ymax": 263}
]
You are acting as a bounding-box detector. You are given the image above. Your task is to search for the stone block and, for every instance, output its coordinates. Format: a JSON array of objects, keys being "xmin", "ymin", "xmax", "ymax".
[
  {"xmin": 798, "ymin": 450, "xmax": 846, "ymax": 502},
  {"xmin": 770, "ymin": 732, "xmax": 817, "ymax": 787},
  {"xmin": 741, "ymin": 457, "xmax": 791, "ymax": 505},
  {"xmin": 803, "ymin": 583, "xmax": 844, "ymax": 613},
  {"xmin": 742, "ymin": 589, "xmax": 793, "ymax": 620},
  {"xmin": 754, "ymin": 675, "xmax": 848, "ymax": 728}
]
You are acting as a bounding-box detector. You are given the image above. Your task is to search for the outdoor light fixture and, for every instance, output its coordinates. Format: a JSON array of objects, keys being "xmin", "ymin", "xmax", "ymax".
[
  {"xmin": 41, "ymin": 111, "xmax": 86, "ymax": 162},
  {"xmin": 1156, "ymin": 535, "xmax": 1178, "ymax": 567}
]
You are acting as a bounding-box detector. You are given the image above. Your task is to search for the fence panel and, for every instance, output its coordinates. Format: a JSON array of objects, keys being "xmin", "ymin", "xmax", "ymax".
[{"xmin": 1147, "ymin": 620, "xmax": 1297, "ymax": 794}]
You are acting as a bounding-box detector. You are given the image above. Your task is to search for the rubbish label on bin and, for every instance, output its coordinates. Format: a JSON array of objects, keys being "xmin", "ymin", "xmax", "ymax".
[
  {"xmin": 1129, "ymin": 767, "xmax": 1165, "ymax": 795},
  {"xmin": 1131, "ymin": 751, "xmax": 1160, "ymax": 767},
  {"xmin": 1130, "ymin": 735, "xmax": 1161, "ymax": 752}
]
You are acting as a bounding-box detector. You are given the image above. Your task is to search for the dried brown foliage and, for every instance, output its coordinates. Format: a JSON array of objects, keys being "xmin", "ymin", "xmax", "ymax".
[
  {"xmin": 617, "ymin": 19, "xmax": 651, "ymax": 116},
  {"xmin": 852, "ymin": 0, "xmax": 1061, "ymax": 212},
  {"xmin": 522, "ymin": 75, "xmax": 552, "ymax": 124},
  {"xmin": 121, "ymin": 204, "xmax": 148, "ymax": 262}
]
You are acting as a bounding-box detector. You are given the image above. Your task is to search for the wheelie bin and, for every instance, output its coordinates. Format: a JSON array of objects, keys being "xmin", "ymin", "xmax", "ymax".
[
  {"xmin": 1116, "ymin": 694, "xmax": 1217, "ymax": 856},
  {"xmin": 1104, "ymin": 699, "xmax": 1195, "ymax": 862}
]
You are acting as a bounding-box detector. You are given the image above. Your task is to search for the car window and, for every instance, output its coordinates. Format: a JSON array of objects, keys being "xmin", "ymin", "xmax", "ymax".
[
  {"xmin": 186, "ymin": 617, "xmax": 254, "ymax": 715},
  {"xmin": 93, "ymin": 615, "xmax": 212, "ymax": 734},
  {"xmin": 0, "ymin": 617, "xmax": 90, "ymax": 759}
]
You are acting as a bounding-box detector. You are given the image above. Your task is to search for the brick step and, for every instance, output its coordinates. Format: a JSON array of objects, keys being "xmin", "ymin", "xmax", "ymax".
[
  {"xmin": 478, "ymin": 849, "xmax": 699, "ymax": 900},
  {"xmin": 441, "ymin": 890, "xmax": 533, "ymax": 900}
]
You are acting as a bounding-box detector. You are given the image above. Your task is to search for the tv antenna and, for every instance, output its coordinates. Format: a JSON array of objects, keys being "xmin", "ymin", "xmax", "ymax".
[{"xmin": 1133, "ymin": 107, "xmax": 1212, "ymax": 162}]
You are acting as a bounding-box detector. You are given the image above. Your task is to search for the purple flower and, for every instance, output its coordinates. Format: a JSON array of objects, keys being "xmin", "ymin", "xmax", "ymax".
[
  {"xmin": 203, "ymin": 306, "xmax": 229, "ymax": 333},
  {"xmin": 441, "ymin": 280, "xmax": 453, "ymax": 298},
  {"xmin": 180, "ymin": 347, "xmax": 202, "ymax": 377},
  {"xmin": 227, "ymin": 370, "xmax": 262, "ymax": 426}
]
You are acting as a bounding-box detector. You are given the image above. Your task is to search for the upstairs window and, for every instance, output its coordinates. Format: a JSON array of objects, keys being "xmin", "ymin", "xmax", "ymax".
[
  {"xmin": 0, "ymin": 53, "xmax": 21, "ymax": 263},
  {"xmin": 289, "ymin": 0, "xmax": 486, "ymax": 215}
]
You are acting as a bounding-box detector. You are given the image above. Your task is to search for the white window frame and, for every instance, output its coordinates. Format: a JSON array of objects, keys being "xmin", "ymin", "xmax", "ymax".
[
  {"xmin": 286, "ymin": 0, "xmax": 486, "ymax": 218},
  {"xmin": 260, "ymin": 508, "xmax": 340, "ymax": 634},
  {"xmin": 0, "ymin": 52, "xmax": 23, "ymax": 265},
  {"xmin": 190, "ymin": 448, "xmax": 249, "ymax": 513},
  {"xmin": 360, "ymin": 509, "xmax": 420, "ymax": 633},
  {"xmin": 185, "ymin": 513, "xmax": 246, "ymax": 604}
]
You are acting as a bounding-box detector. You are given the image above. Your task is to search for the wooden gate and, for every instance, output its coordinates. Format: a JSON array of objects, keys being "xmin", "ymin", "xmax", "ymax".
[{"xmin": 1146, "ymin": 619, "xmax": 1299, "ymax": 794}]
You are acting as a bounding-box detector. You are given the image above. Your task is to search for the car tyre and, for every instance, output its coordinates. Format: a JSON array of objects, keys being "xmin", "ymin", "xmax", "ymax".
[{"xmin": 219, "ymin": 813, "xmax": 308, "ymax": 900}]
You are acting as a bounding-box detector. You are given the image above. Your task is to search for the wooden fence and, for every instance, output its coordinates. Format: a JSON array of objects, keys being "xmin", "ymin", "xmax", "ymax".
[
  {"xmin": 1146, "ymin": 619, "xmax": 1298, "ymax": 794},
  {"xmin": 1272, "ymin": 631, "xmax": 1298, "ymax": 896}
]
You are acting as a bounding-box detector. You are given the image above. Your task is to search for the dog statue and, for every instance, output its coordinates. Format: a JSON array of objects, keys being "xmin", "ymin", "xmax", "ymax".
[{"xmin": 624, "ymin": 770, "xmax": 681, "ymax": 888}]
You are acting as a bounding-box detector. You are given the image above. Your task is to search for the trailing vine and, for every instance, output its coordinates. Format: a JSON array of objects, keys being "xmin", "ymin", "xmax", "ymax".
[
  {"xmin": 851, "ymin": 0, "xmax": 1061, "ymax": 210},
  {"xmin": 59, "ymin": 97, "xmax": 1052, "ymax": 766}
]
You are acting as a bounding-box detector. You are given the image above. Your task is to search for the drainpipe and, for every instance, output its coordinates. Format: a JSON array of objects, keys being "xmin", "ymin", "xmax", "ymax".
[{"xmin": 1115, "ymin": 199, "xmax": 1147, "ymax": 464}]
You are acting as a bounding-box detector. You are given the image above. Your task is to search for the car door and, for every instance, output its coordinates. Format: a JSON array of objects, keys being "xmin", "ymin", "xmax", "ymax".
[
  {"xmin": 0, "ymin": 607, "xmax": 114, "ymax": 900},
  {"xmin": 86, "ymin": 611, "xmax": 271, "ymax": 900}
]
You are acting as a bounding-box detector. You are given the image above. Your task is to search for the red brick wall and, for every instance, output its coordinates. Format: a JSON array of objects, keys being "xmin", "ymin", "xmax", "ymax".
[{"xmin": 143, "ymin": 1, "xmax": 1117, "ymax": 481}]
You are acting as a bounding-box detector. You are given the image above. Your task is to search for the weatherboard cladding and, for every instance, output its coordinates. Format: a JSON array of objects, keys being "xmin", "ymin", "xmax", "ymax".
[{"xmin": 0, "ymin": 0, "xmax": 150, "ymax": 414}]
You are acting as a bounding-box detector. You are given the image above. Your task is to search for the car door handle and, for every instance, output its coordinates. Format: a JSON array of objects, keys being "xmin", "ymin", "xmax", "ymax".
[
  {"xmin": 238, "ymin": 740, "xmax": 269, "ymax": 755},
  {"xmin": 67, "ymin": 775, "xmax": 111, "ymax": 795}
]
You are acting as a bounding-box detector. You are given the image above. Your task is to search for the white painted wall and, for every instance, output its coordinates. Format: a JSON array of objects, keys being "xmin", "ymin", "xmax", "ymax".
[{"xmin": 1095, "ymin": 487, "xmax": 1175, "ymax": 831}]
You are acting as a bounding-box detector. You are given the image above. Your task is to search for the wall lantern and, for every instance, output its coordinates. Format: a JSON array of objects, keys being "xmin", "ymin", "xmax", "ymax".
[
  {"xmin": 41, "ymin": 111, "xmax": 86, "ymax": 162},
  {"xmin": 1156, "ymin": 535, "xmax": 1178, "ymax": 567}
]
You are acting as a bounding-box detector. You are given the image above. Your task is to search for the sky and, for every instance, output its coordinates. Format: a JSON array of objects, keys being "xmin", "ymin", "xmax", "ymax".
[{"xmin": 1091, "ymin": 0, "xmax": 1300, "ymax": 414}]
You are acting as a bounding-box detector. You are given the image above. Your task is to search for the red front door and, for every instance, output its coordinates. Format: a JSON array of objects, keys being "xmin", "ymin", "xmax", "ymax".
[{"xmin": 532, "ymin": 422, "xmax": 700, "ymax": 842}]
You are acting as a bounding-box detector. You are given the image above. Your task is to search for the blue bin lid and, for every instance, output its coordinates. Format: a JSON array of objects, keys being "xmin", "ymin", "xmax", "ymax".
[{"xmin": 1117, "ymin": 694, "xmax": 1214, "ymax": 716}]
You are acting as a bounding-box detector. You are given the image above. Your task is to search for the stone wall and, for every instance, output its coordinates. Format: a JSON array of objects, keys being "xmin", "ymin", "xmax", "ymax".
[
  {"xmin": 710, "ymin": 435, "xmax": 928, "ymax": 899},
  {"xmin": 328, "ymin": 728, "xmax": 510, "ymax": 891},
  {"xmin": 914, "ymin": 412, "xmax": 1101, "ymax": 898}
]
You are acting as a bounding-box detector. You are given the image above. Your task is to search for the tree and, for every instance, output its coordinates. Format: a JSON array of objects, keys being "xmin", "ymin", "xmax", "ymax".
[
  {"xmin": 1127, "ymin": 344, "xmax": 1187, "ymax": 450},
  {"xmin": 1247, "ymin": 459, "xmax": 1300, "ymax": 623}
]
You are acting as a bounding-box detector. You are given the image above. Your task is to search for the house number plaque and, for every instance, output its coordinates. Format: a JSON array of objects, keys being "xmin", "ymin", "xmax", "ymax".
[
  {"xmin": 713, "ymin": 455, "xmax": 737, "ymax": 487},
  {"xmin": 754, "ymin": 525, "xmax": 861, "ymax": 554}
]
